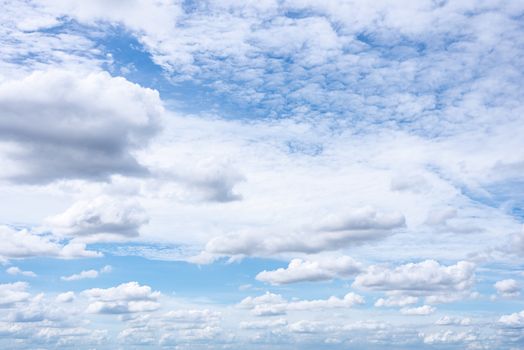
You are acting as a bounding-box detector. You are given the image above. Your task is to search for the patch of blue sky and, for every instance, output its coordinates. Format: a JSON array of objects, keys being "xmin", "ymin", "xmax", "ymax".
[
  {"xmin": 460, "ymin": 181, "xmax": 524, "ymax": 223},
  {"xmin": 90, "ymin": 27, "xmax": 256, "ymax": 119}
]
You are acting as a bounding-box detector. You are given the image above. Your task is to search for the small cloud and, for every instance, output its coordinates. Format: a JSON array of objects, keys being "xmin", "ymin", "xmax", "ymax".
[
  {"xmin": 56, "ymin": 291, "xmax": 75, "ymax": 303},
  {"xmin": 6, "ymin": 266, "xmax": 36, "ymax": 277},
  {"xmin": 61, "ymin": 265, "xmax": 112, "ymax": 282}
]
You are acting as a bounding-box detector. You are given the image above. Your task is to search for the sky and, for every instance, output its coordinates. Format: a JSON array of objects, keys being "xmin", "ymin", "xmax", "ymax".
[{"xmin": 0, "ymin": 0, "xmax": 523, "ymax": 349}]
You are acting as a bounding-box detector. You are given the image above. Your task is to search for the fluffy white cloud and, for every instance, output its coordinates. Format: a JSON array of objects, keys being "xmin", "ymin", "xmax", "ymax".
[
  {"xmin": 494, "ymin": 279, "xmax": 520, "ymax": 297},
  {"xmin": 499, "ymin": 310, "xmax": 524, "ymax": 328},
  {"xmin": 45, "ymin": 196, "xmax": 148, "ymax": 239},
  {"xmin": 256, "ymin": 256, "xmax": 361, "ymax": 285},
  {"xmin": 0, "ymin": 70, "xmax": 162, "ymax": 183},
  {"xmin": 163, "ymin": 309, "xmax": 220, "ymax": 324},
  {"xmin": 238, "ymin": 291, "xmax": 364, "ymax": 317},
  {"xmin": 6, "ymin": 267, "xmax": 36, "ymax": 277},
  {"xmin": 83, "ymin": 282, "xmax": 160, "ymax": 314},
  {"xmin": 0, "ymin": 282, "xmax": 31, "ymax": 307},
  {"xmin": 374, "ymin": 295, "xmax": 418, "ymax": 308},
  {"xmin": 55, "ymin": 291, "xmax": 75, "ymax": 303},
  {"xmin": 353, "ymin": 260, "xmax": 476, "ymax": 304},
  {"xmin": 0, "ymin": 225, "xmax": 100, "ymax": 260}
]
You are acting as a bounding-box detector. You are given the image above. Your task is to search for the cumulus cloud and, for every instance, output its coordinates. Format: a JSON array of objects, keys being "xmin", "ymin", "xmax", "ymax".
[
  {"xmin": 0, "ymin": 225, "xmax": 100, "ymax": 260},
  {"xmin": 494, "ymin": 279, "xmax": 520, "ymax": 297},
  {"xmin": 353, "ymin": 260, "xmax": 476, "ymax": 303},
  {"xmin": 0, "ymin": 70, "xmax": 162, "ymax": 183},
  {"xmin": 83, "ymin": 281, "xmax": 160, "ymax": 314},
  {"xmin": 61, "ymin": 265, "xmax": 111, "ymax": 282},
  {"xmin": 55, "ymin": 291, "xmax": 75, "ymax": 303},
  {"xmin": 6, "ymin": 267, "xmax": 36, "ymax": 277},
  {"xmin": 256, "ymin": 256, "xmax": 361, "ymax": 285},
  {"xmin": 238, "ymin": 291, "xmax": 364, "ymax": 317},
  {"xmin": 45, "ymin": 196, "xmax": 148, "ymax": 239},
  {"xmin": 204, "ymin": 207, "xmax": 405, "ymax": 257},
  {"xmin": 0, "ymin": 282, "xmax": 31, "ymax": 307},
  {"xmin": 499, "ymin": 310, "xmax": 524, "ymax": 328}
]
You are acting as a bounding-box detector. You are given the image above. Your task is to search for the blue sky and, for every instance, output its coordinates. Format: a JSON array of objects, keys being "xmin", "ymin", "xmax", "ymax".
[{"xmin": 0, "ymin": 1, "xmax": 524, "ymax": 349}]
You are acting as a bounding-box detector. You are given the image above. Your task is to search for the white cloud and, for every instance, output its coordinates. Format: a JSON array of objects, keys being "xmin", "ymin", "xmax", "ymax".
[
  {"xmin": 39, "ymin": 0, "xmax": 181, "ymax": 39},
  {"xmin": 60, "ymin": 265, "xmax": 111, "ymax": 282},
  {"xmin": 0, "ymin": 70, "xmax": 162, "ymax": 183},
  {"xmin": 436, "ymin": 316, "xmax": 472, "ymax": 326},
  {"xmin": 163, "ymin": 309, "xmax": 220, "ymax": 324},
  {"xmin": 374, "ymin": 295, "xmax": 418, "ymax": 308},
  {"xmin": 45, "ymin": 196, "xmax": 148, "ymax": 240},
  {"xmin": 0, "ymin": 225, "xmax": 100, "ymax": 260},
  {"xmin": 499, "ymin": 310, "xmax": 524, "ymax": 328},
  {"xmin": 55, "ymin": 291, "xmax": 75, "ymax": 303},
  {"xmin": 238, "ymin": 291, "xmax": 364, "ymax": 317},
  {"xmin": 494, "ymin": 279, "xmax": 520, "ymax": 297},
  {"xmin": 6, "ymin": 267, "xmax": 36, "ymax": 277},
  {"xmin": 83, "ymin": 282, "xmax": 160, "ymax": 314},
  {"xmin": 400, "ymin": 305, "xmax": 435, "ymax": 316},
  {"xmin": 256, "ymin": 256, "xmax": 361, "ymax": 285},
  {"xmin": 422, "ymin": 330, "xmax": 477, "ymax": 344},
  {"xmin": 353, "ymin": 260, "xmax": 476, "ymax": 304},
  {"xmin": 0, "ymin": 1, "xmax": 523, "ymax": 348},
  {"xmin": 0, "ymin": 282, "xmax": 31, "ymax": 307}
]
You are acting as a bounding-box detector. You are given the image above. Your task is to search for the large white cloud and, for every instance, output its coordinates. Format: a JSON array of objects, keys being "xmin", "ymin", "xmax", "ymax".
[
  {"xmin": 0, "ymin": 70, "xmax": 163, "ymax": 183},
  {"xmin": 45, "ymin": 196, "xmax": 149, "ymax": 239},
  {"xmin": 0, "ymin": 225, "xmax": 100, "ymax": 260},
  {"xmin": 256, "ymin": 256, "xmax": 362, "ymax": 285},
  {"xmin": 83, "ymin": 281, "xmax": 161, "ymax": 314},
  {"xmin": 353, "ymin": 260, "xmax": 476, "ymax": 304}
]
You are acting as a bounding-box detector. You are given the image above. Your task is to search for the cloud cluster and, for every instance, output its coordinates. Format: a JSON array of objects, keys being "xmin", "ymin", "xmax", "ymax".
[
  {"xmin": 238, "ymin": 291, "xmax": 364, "ymax": 317},
  {"xmin": 83, "ymin": 281, "xmax": 161, "ymax": 314},
  {"xmin": 354, "ymin": 260, "xmax": 476, "ymax": 304},
  {"xmin": 0, "ymin": 282, "xmax": 31, "ymax": 307}
]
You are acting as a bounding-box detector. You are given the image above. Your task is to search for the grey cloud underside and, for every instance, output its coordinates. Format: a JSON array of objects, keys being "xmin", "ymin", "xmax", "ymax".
[
  {"xmin": 206, "ymin": 208, "xmax": 405, "ymax": 256},
  {"xmin": 0, "ymin": 71, "xmax": 161, "ymax": 184}
]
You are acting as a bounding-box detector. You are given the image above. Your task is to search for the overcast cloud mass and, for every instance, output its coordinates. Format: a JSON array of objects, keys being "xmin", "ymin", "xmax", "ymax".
[{"xmin": 0, "ymin": 1, "xmax": 523, "ymax": 349}]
